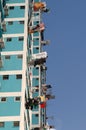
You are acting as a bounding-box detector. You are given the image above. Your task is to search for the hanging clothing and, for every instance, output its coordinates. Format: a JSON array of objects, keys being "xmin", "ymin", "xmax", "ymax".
[
  {"xmin": 39, "ymin": 23, "xmax": 45, "ymax": 31},
  {"xmin": 28, "ymin": 29, "xmax": 34, "ymax": 34},
  {"xmin": 42, "ymin": 8, "xmax": 50, "ymax": 13},
  {"xmin": 34, "ymin": 58, "xmax": 46, "ymax": 66},
  {"xmin": 40, "ymin": 102, "xmax": 46, "ymax": 108},
  {"xmin": 41, "ymin": 31, "xmax": 44, "ymax": 40},
  {"xmin": 39, "ymin": 95, "xmax": 46, "ymax": 102},
  {"xmin": 25, "ymin": 98, "xmax": 34, "ymax": 110},
  {"xmin": 33, "ymin": 98, "xmax": 39, "ymax": 108},
  {"xmin": 33, "ymin": 2, "xmax": 45, "ymax": 11},
  {"xmin": 33, "ymin": 23, "xmax": 45, "ymax": 32},
  {"xmin": 28, "ymin": 23, "xmax": 45, "ymax": 34}
]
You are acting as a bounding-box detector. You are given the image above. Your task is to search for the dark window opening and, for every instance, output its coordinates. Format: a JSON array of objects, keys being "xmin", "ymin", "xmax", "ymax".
[
  {"xmin": 36, "ymin": 67, "xmax": 39, "ymax": 69},
  {"xmin": 19, "ymin": 21, "xmax": 24, "ymax": 24},
  {"xmin": 17, "ymin": 55, "xmax": 23, "ymax": 59},
  {"xmin": 36, "ymin": 78, "xmax": 39, "ymax": 80},
  {"xmin": 36, "ymin": 38, "xmax": 39, "ymax": 40},
  {"xmin": 13, "ymin": 121, "xmax": 19, "ymax": 127},
  {"xmin": 36, "ymin": 21, "xmax": 39, "ymax": 24},
  {"xmin": 15, "ymin": 97, "xmax": 21, "ymax": 101},
  {"xmin": 18, "ymin": 37, "xmax": 24, "ymax": 41},
  {"xmin": 9, "ymin": 6, "xmax": 14, "ymax": 10},
  {"xmin": 3, "ymin": 75, "xmax": 9, "ymax": 80},
  {"xmin": 7, "ymin": 38, "xmax": 12, "ymax": 42},
  {"xmin": 5, "ymin": 55, "xmax": 10, "ymax": 59},
  {"xmin": 36, "ymin": 13, "xmax": 39, "ymax": 15},
  {"xmin": 35, "ymin": 114, "xmax": 39, "ymax": 117},
  {"xmin": 20, "ymin": 6, "xmax": 25, "ymax": 9},
  {"xmin": 8, "ymin": 21, "xmax": 13, "ymax": 25},
  {"xmin": 16, "ymin": 74, "xmax": 22, "ymax": 79},
  {"xmin": 0, "ymin": 122, "xmax": 4, "ymax": 127},
  {"xmin": 36, "ymin": 47, "xmax": 39, "ymax": 50},
  {"xmin": 1, "ymin": 97, "xmax": 6, "ymax": 102}
]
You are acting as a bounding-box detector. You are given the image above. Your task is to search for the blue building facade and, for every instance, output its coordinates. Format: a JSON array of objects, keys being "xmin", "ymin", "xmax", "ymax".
[{"xmin": 0, "ymin": 0, "xmax": 52, "ymax": 130}]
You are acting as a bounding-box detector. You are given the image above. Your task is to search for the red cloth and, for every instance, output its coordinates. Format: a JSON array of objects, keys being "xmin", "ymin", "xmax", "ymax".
[
  {"xmin": 33, "ymin": 6, "xmax": 38, "ymax": 11},
  {"xmin": 40, "ymin": 102, "xmax": 46, "ymax": 108}
]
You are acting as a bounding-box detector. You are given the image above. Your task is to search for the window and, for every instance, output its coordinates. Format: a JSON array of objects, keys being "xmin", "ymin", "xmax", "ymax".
[
  {"xmin": 13, "ymin": 121, "xmax": 19, "ymax": 127},
  {"xmin": 36, "ymin": 78, "xmax": 39, "ymax": 80},
  {"xmin": 18, "ymin": 37, "xmax": 24, "ymax": 41},
  {"xmin": 17, "ymin": 55, "xmax": 23, "ymax": 59},
  {"xmin": 3, "ymin": 75, "xmax": 9, "ymax": 80},
  {"xmin": 36, "ymin": 13, "xmax": 39, "ymax": 16},
  {"xmin": 34, "ymin": 128, "xmax": 39, "ymax": 130},
  {"xmin": 35, "ymin": 114, "xmax": 39, "ymax": 117},
  {"xmin": 36, "ymin": 38, "xmax": 39, "ymax": 40},
  {"xmin": 15, "ymin": 97, "xmax": 21, "ymax": 101},
  {"xmin": 20, "ymin": 6, "xmax": 25, "ymax": 9},
  {"xmin": 16, "ymin": 74, "xmax": 22, "ymax": 79},
  {"xmin": 9, "ymin": 6, "xmax": 14, "ymax": 10},
  {"xmin": 1, "ymin": 97, "xmax": 6, "ymax": 102},
  {"xmin": 36, "ymin": 67, "xmax": 39, "ymax": 69},
  {"xmin": 8, "ymin": 21, "xmax": 13, "ymax": 25},
  {"xmin": 36, "ymin": 47, "xmax": 39, "ymax": 50},
  {"xmin": 19, "ymin": 21, "xmax": 24, "ymax": 24},
  {"xmin": 7, "ymin": 38, "xmax": 12, "ymax": 42},
  {"xmin": 5, "ymin": 55, "xmax": 10, "ymax": 59},
  {"xmin": 36, "ymin": 21, "xmax": 39, "ymax": 24},
  {"xmin": 0, "ymin": 122, "xmax": 4, "ymax": 127}
]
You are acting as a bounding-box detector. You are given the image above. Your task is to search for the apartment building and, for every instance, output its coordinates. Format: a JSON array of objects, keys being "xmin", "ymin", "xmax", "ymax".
[{"xmin": 0, "ymin": 0, "xmax": 52, "ymax": 130}]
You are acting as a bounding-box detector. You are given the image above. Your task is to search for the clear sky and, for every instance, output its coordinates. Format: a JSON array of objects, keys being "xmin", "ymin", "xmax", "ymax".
[{"xmin": 43, "ymin": 0, "xmax": 86, "ymax": 130}]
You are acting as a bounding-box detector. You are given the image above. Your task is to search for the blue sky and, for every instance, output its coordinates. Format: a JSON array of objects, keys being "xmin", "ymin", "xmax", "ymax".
[{"xmin": 43, "ymin": 0, "xmax": 86, "ymax": 130}]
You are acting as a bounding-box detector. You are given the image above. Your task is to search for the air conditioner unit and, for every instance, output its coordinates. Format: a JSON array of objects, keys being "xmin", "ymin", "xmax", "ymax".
[
  {"xmin": 0, "ymin": 38, "xmax": 5, "ymax": 48},
  {"xmin": 2, "ymin": 21, "xmax": 6, "ymax": 32},
  {"xmin": 41, "ymin": 40, "xmax": 50, "ymax": 45},
  {"xmin": 4, "ymin": 5, "xmax": 8, "ymax": 16}
]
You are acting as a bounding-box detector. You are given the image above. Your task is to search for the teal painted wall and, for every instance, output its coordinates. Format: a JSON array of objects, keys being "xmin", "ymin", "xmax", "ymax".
[
  {"xmin": 0, "ymin": 75, "xmax": 22, "ymax": 92},
  {"xmin": 2, "ymin": 37, "xmax": 23, "ymax": 52},
  {"xmin": 32, "ymin": 114, "xmax": 39, "ymax": 125},
  {"xmin": 5, "ymin": 6, "xmax": 25, "ymax": 18},
  {"xmin": 0, "ymin": 55, "xmax": 22, "ymax": 71},
  {"xmin": 6, "ymin": 0, "xmax": 25, "ymax": 3},
  {"xmin": 0, "ymin": 121, "xmax": 19, "ymax": 130},
  {"xmin": 2, "ymin": 21, "xmax": 24, "ymax": 34},
  {"xmin": 0, "ymin": 97, "xmax": 20, "ymax": 116}
]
